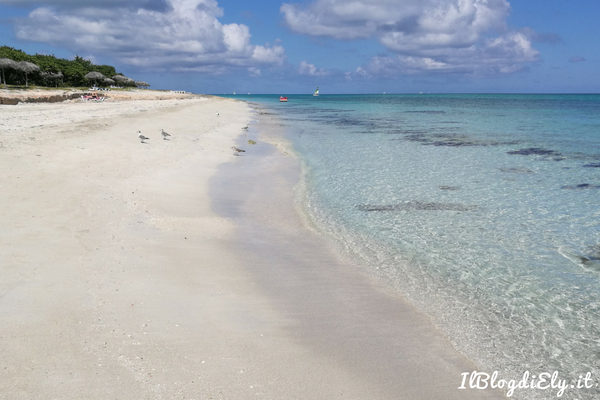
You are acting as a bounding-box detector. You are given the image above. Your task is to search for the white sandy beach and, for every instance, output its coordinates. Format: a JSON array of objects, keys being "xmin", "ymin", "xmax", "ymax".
[{"xmin": 0, "ymin": 92, "xmax": 506, "ymax": 399}]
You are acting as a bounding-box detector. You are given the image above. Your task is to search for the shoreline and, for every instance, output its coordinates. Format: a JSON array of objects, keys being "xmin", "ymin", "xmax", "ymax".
[
  {"xmin": 0, "ymin": 94, "xmax": 506, "ymax": 398},
  {"xmin": 211, "ymin": 103, "xmax": 507, "ymax": 399}
]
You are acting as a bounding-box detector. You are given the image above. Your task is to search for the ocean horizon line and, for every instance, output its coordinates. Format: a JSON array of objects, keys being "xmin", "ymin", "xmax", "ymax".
[{"xmin": 212, "ymin": 92, "xmax": 600, "ymax": 96}]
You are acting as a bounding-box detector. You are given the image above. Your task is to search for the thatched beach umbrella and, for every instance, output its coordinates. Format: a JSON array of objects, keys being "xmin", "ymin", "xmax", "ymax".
[
  {"xmin": 114, "ymin": 75, "xmax": 135, "ymax": 87},
  {"xmin": 113, "ymin": 75, "xmax": 135, "ymax": 87},
  {"xmin": 103, "ymin": 78, "xmax": 115, "ymax": 86},
  {"xmin": 85, "ymin": 71, "xmax": 106, "ymax": 86},
  {"xmin": 135, "ymin": 80, "xmax": 150, "ymax": 89},
  {"xmin": 0, "ymin": 58, "xmax": 17, "ymax": 87},
  {"xmin": 16, "ymin": 61, "xmax": 40, "ymax": 87},
  {"xmin": 41, "ymin": 71, "xmax": 63, "ymax": 87},
  {"xmin": 40, "ymin": 71, "xmax": 51, "ymax": 84},
  {"xmin": 52, "ymin": 71, "xmax": 64, "ymax": 87}
]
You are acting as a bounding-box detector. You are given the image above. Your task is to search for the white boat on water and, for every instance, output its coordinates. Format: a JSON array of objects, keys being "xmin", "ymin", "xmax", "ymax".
[{"xmin": 313, "ymin": 87, "xmax": 319, "ymax": 96}]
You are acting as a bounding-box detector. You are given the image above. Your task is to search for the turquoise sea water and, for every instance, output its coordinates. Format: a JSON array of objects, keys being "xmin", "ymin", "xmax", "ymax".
[{"xmin": 232, "ymin": 94, "xmax": 600, "ymax": 399}]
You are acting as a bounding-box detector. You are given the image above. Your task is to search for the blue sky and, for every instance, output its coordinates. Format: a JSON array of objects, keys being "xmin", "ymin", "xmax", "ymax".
[{"xmin": 0, "ymin": 0, "xmax": 598, "ymax": 94}]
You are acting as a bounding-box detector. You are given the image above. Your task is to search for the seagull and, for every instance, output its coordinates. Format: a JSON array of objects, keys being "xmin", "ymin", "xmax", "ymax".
[
  {"xmin": 242, "ymin": 125, "xmax": 248, "ymax": 130},
  {"xmin": 160, "ymin": 129, "xmax": 171, "ymax": 140},
  {"xmin": 138, "ymin": 131, "xmax": 149, "ymax": 143},
  {"xmin": 232, "ymin": 146, "xmax": 245, "ymax": 153},
  {"xmin": 216, "ymin": 111, "xmax": 220, "ymax": 117}
]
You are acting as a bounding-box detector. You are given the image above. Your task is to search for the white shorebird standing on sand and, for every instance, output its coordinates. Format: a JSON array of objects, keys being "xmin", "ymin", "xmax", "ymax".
[
  {"xmin": 160, "ymin": 129, "xmax": 171, "ymax": 140},
  {"xmin": 216, "ymin": 111, "xmax": 219, "ymax": 117},
  {"xmin": 138, "ymin": 131, "xmax": 150, "ymax": 143},
  {"xmin": 232, "ymin": 146, "xmax": 245, "ymax": 155}
]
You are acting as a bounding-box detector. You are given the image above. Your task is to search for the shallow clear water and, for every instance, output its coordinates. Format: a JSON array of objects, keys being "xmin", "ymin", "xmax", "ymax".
[{"xmin": 239, "ymin": 94, "xmax": 600, "ymax": 399}]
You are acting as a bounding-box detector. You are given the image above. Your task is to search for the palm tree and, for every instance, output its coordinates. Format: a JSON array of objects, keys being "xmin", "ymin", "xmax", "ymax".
[{"xmin": 16, "ymin": 61, "xmax": 40, "ymax": 87}]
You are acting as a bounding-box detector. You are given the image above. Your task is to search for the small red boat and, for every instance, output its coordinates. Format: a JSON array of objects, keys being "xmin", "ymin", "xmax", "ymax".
[{"xmin": 279, "ymin": 96, "xmax": 288, "ymax": 102}]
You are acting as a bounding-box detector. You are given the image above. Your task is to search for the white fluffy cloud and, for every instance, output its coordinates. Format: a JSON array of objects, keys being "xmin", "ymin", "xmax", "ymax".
[
  {"xmin": 282, "ymin": 0, "xmax": 540, "ymax": 75},
  {"xmin": 12, "ymin": 0, "xmax": 286, "ymax": 73},
  {"xmin": 281, "ymin": 0, "xmax": 509, "ymax": 42},
  {"xmin": 298, "ymin": 60, "xmax": 329, "ymax": 76},
  {"xmin": 350, "ymin": 31, "xmax": 539, "ymax": 78}
]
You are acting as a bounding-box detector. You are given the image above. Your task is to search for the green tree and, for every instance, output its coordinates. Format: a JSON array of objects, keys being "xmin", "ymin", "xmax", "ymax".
[{"xmin": 0, "ymin": 46, "xmax": 146, "ymax": 88}]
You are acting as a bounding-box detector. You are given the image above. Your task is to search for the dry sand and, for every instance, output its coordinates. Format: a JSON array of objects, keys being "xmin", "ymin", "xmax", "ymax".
[{"xmin": 0, "ymin": 93, "xmax": 506, "ymax": 399}]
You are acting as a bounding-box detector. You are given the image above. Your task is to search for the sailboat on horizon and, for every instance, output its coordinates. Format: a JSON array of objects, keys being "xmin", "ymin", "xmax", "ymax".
[{"xmin": 313, "ymin": 87, "xmax": 319, "ymax": 96}]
